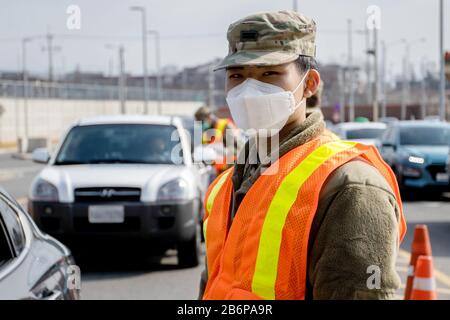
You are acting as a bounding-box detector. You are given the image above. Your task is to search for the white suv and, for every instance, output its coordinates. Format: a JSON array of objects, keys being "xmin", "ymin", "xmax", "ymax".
[{"xmin": 28, "ymin": 115, "xmax": 212, "ymax": 267}]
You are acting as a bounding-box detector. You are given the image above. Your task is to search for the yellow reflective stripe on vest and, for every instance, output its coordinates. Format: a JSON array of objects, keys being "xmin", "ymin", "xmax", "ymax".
[
  {"xmin": 216, "ymin": 119, "xmax": 228, "ymax": 135},
  {"xmin": 206, "ymin": 170, "xmax": 232, "ymax": 213},
  {"xmin": 203, "ymin": 218, "xmax": 209, "ymax": 246},
  {"xmin": 251, "ymin": 140, "xmax": 358, "ymax": 299},
  {"xmin": 204, "ymin": 170, "xmax": 232, "ymax": 247}
]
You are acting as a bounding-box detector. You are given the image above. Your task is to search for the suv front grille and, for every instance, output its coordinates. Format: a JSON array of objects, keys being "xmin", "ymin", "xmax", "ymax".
[{"xmin": 74, "ymin": 187, "xmax": 141, "ymax": 203}]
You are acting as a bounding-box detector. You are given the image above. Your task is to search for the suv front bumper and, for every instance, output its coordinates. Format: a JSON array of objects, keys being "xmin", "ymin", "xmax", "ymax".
[{"xmin": 29, "ymin": 200, "xmax": 199, "ymax": 245}]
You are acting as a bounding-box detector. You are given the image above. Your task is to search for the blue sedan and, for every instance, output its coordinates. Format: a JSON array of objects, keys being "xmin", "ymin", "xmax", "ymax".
[{"xmin": 379, "ymin": 121, "xmax": 450, "ymax": 192}]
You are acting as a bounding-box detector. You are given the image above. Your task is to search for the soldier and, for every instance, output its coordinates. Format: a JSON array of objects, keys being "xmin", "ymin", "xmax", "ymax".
[{"xmin": 199, "ymin": 10, "xmax": 406, "ymax": 300}]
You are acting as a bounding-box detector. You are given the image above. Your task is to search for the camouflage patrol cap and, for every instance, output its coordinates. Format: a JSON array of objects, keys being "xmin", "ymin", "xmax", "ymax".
[{"xmin": 214, "ymin": 10, "xmax": 316, "ymax": 71}]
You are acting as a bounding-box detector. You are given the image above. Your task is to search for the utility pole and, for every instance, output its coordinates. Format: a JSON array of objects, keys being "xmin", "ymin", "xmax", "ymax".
[
  {"xmin": 381, "ymin": 39, "xmax": 406, "ymax": 118},
  {"xmin": 439, "ymin": 0, "xmax": 446, "ymax": 121},
  {"xmin": 420, "ymin": 57, "xmax": 428, "ymax": 119},
  {"xmin": 401, "ymin": 42, "xmax": 409, "ymax": 120},
  {"xmin": 208, "ymin": 64, "xmax": 215, "ymax": 110},
  {"xmin": 119, "ymin": 45, "xmax": 126, "ymax": 115},
  {"xmin": 365, "ymin": 26, "xmax": 372, "ymax": 105},
  {"xmin": 22, "ymin": 38, "xmax": 30, "ymax": 153},
  {"xmin": 338, "ymin": 67, "xmax": 346, "ymax": 122},
  {"xmin": 46, "ymin": 33, "xmax": 54, "ymax": 82},
  {"xmin": 401, "ymin": 38, "xmax": 425, "ymax": 120},
  {"xmin": 293, "ymin": 0, "xmax": 298, "ymax": 11},
  {"xmin": 130, "ymin": 6, "xmax": 149, "ymax": 115},
  {"xmin": 149, "ymin": 30, "xmax": 162, "ymax": 115},
  {"xmin": 381, "ymin": 40, "xmax": 387, "ymax": 118},
  {"xmin": 106, "ymin": 44, "xmax": 126, "ymax": 114},
  {"xmin": 42, "ymin": 32, "xmax": 61, "ymax": 97},
  {"xmin": 372, "ymin": 23, "xmax": 379, "ymax": 122},
  {"xmin": 347, "ymin": 19, "xmax": 355, "ymax": 122}
]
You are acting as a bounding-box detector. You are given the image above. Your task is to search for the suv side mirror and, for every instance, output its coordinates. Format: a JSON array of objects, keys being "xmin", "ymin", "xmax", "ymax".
[{"xmin": 31, "ymin": 148, "xmax": 50, "ymax": 164}]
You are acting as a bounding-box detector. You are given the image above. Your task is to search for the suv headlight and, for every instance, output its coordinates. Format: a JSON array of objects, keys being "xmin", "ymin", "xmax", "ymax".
[
  {"xmin": 32, "ymin": 179, "xmax": 59, "ymax": 202},
  {"xmin": 157, "ymin": 178, "xmax": 189, "ymax": 201}
]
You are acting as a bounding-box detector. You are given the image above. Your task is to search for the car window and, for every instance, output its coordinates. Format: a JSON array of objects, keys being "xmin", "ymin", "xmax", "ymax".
[
  {"xmin": 400, "ymin": 126, "xmax": 450, "ymax": 146},
  {"xmin": 382, "ymin": 127, "xmax": 396, "ymax": 145},
  {"xmin": 0, "ymin": 215, "xmax": 14, "ymax": 268},
  {"xmin": 346, "ymin": 128, "xmax": 385, "ymax": 140},
  {"xmin": 0, "ymin": 198, "xmax": 26, "ymax": 257},
  {"xmin": 380, "ymin": 127, "xmax": 389, "ymax": 142},
  {"xmin": 54, "ymin": 124, "xmax": 183, "ymax": 165}
]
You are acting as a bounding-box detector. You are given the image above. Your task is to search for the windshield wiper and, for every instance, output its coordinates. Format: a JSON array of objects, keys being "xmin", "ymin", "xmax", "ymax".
[
  {"xmin": 54, "ymin": 160, "xmax": 86, "ymax": 165},
  {"xmin": 87, "ymin": 159, "xmax": 153, "ymax": 164}
]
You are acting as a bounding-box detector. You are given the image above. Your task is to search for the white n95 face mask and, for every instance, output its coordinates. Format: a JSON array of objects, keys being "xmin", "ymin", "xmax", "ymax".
[{"xmin": 226, "ymin": 71, "xmax": 309, "ymax": 135}]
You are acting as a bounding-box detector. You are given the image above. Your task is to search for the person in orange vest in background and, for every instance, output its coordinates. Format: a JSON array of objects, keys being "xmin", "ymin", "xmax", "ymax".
[
  {"xmin": 198, "ymin": 10, "xmax": 407, "ymax": 300},
  {"xmin": 194, "ymin": 106, "xmax": 242, "ymax": 175}
]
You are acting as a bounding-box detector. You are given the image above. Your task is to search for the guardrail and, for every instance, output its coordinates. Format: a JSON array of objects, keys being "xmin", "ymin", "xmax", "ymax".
[{"xmin": 0, "ymin": 79, "xmax": 207, "ymax": 102}]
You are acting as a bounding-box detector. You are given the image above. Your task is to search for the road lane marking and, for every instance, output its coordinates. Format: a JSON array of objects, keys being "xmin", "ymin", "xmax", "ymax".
[
  {"xmin": 396, "ymin": 266, "xmax": 409, "ymax": 272},
  {"xmin": 435, "ymin": 269, "xmax": 450, "ymax": 289},
  {"xmin": 399, "ymin": 249, "xmax": 450, "ymax": 289},
  {"xmin": 436, "ymin": 287, "xmax": 450, "ymax": 295}
]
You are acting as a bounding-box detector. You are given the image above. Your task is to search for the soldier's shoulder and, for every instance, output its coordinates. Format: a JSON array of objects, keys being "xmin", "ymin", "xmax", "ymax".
[{"xmin": 320, "ymin": 158, "xmax": 395, "ymax": 200}]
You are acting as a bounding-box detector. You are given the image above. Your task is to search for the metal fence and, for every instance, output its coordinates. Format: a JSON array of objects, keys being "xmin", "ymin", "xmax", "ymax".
[{"xmin": 0, "ymin": 80, "xmax": 207, "ymax": 102}]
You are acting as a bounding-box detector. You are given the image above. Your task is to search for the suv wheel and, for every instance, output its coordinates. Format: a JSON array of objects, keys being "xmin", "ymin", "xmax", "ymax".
[{"xmin": 177, "ymin": 223, "xmax": 201, "ymax": 268}]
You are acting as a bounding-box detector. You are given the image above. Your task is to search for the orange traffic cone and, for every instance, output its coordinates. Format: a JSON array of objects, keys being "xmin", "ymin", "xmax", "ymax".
[
  {"xmin": 410, "ymin": 255, "xmax": 437, "ymax": 300},
  {"xmin": 404, "ymin": 224, "xmax": 432, "ymax": 300}
]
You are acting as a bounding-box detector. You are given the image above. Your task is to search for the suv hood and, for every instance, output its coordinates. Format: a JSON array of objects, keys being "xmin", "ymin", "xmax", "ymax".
[{"xmin": 32, "ymin": 164, "xmax": 192, "ymax": 202}]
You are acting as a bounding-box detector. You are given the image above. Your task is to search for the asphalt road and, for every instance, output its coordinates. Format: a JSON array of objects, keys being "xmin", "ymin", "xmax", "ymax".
[{"xmin": 1, "ymin": 151, "xmax": 449, "ymax": 300}]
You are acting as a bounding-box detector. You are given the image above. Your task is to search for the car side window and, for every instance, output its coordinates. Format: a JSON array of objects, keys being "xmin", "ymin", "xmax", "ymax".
[
  {"xmin": 0, "ymin": 197, "xmax": 26, "ymax": 257},
  {"xmin": 0, "ymin": 215, "xmax": 14, "ymax": 268},
  {"xmin": 383, "ymin": 127, "xmax": 395, "ymax": 145},
  {"xmin": 380, "ymin": 127, "xmax": 389, "ymax": 143}
]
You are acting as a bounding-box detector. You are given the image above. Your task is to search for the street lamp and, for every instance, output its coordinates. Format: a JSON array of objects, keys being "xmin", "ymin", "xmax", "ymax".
[
  {"xmin": 401, "ymin": 38, "xmax": 426, "ymax": 120},
  {"xmin": 148, "ymin": 30, "xmax": 162, "ymax": 115},
  {"xmin": 105, "ymin": 44, "xmax": 126, "ymax": 114},
  {"xmin": 21, "ymin": 35, "xmax": 44, "ymax": 153},
  {"xmin": 438, "ymin": 0, "xmax": 445, "ymax": 121},
  {"xmin": 381, "ymin": 39, "xmax": 405, "ymax": 118},
  {"xmin": 130, "ymin": 6, "xmax": 149, "ymax": 115},
  {"xmin": 347, "ymin": 19, "xmax": 355, "ymax": 122},
  {"xmin": 356, "ymin": 28, "xmax": 372, "ymax": 105}
]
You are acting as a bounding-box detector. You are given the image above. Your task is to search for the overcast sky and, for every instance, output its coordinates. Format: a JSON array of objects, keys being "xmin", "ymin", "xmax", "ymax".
[{"xmin": 0, "ymin": 0, "xmax": 448, "ymax": 80}]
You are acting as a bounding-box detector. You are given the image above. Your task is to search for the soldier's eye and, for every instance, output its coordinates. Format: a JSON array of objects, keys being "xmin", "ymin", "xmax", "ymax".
[
  {"xmin": 262, "ymin": 71, "xmax": 279, "ymax": 76},
  {"xmin": 228, "ymin": 74, "xmax": 242, "ymax": 79}
]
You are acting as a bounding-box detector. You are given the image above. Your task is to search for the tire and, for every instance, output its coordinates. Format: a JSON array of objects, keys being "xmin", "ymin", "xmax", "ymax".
[{"xmin": 177, "ymin": 223, "xmax": 201, "ymax": 268}]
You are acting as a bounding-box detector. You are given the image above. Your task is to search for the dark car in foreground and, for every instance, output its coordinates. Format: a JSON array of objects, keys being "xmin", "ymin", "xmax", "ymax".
[
  {"xmin": 0, "ymin": 187, "xmax": 79, "ymax": 300},
  {"xmin": 379, "ymin": 121, "xmax": 450, "ymax": 193}
]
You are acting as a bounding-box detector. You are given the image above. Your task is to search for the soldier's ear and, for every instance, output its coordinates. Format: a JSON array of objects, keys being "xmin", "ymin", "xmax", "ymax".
[{"xmin": 303, "ymin": 69, "xmax": 320, "ymax": 98}]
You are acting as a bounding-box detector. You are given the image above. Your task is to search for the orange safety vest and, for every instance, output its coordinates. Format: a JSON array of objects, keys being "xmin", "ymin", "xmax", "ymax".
[
  {"xmin": 202, "ymin": 132, "xmax": 406, "ymax": 300},
  {"xmin": 202, "ymin": 118, "xmax": 232, "ymax": 145},
  {"xmin": 203, "ymin": 118, "xmax": 238, "ymax": 174}
]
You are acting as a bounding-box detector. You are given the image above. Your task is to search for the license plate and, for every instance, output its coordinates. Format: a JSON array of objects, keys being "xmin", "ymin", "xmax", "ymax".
[
  {"xmin": 436, "ymin": 172, "xmax": 449, "ymax": 182},
  {"xmin": 88, "ymin": 205, "xmax": 124, "ymax": 223}
]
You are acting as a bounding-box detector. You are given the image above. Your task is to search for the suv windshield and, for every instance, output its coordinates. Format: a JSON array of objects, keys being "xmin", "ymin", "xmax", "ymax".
[
  {"xmin": 346, "ymin": 128, "xmax": 385, "ymax": 139},
  {"xmin": 55, "ymin": 124, "xmax": 181, "ymax": 165},
  {"xmin": 400, "ymin": 126, "xmax": 450, "ymax": 146}
]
